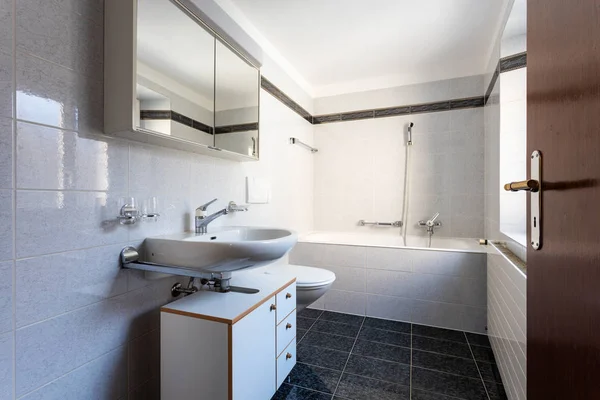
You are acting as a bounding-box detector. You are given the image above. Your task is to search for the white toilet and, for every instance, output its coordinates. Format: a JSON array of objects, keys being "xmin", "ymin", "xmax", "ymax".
[{"xmin": 265, "ymin": 264, "xmax": 336, "ymax": 311}]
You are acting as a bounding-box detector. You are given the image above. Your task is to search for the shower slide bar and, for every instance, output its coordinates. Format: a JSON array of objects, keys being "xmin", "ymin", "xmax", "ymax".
[
  {"xmin": 358, "ymin": 220, "xmax": 403, "ymax": 227},
  {"xmin": 290, "ymin": 137, "xmax": 318, "ymax": 153}
]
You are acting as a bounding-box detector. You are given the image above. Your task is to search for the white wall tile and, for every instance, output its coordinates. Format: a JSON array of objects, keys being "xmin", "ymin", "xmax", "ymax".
[
  {"xmin": 366, "ymin": 294, "xmax": 413, "ymax": 322},
  {"xmin": 16, "ymin": 190, "xmax": 129, "ymax": 258},
  {"xmin": 326, "ymin": 265, "xmax": 366, "ymax": 293},
  {"xmin": 16, "ymin": 52, "xmax": 103, "ymax": 133},
  {"xmin": 16, "ymin": 244, "xmax": 129, "ymax": 327},
  {"xmin": 412, "ymin": 300, "xmax": 464, "ymax": 331},
  {"xmin": 0, "ymin": 117, "xmax": 12, "ymax": 189},
  {"xmin": 0, "ymin": 50, "xmax": 11, "ymax": 120},
  {"xmin": 0, "ymin": 261, "xmax": 12, "ymax": 334},
  {"xmin": 16, "ymin": 277, "xmax": 176, "ymax": 395},
  {"xmin": 16, "ymin": 123, "xmax": 129, "ymax": 192},
  {"xmin": 19, "ymin": 346, "xmax": 128, "ymax": 400},
  {"xmin": 412, "ymin": 250, "xmax": 483, "ymax": 277},
  {"xmin": 366, "ymin": 269, "xmax": 413, "ymax": 298},
  {"xmin": 323, "ymin": 290, "xmax": 366, "ymax": 316},
  {"xmin": 0, "ymin": 0, "xmax": 12, "ymax": 53},
  {"xmin": 16, "ymin": 0, "xmax": 104, "ymax": 78},
  {"xmin": 0, "ymin": 331, "xmax": 12, "ymax": 400},
  {"xmin": 0, "ymin": 190, "xmax": 12, "ymax": 261},
  {"xmin": 366, "ymin": 247, "xmax": 412, "ymax": 272}
]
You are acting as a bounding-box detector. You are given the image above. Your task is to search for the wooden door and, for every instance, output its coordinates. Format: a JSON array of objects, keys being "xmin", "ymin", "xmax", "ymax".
[{"xmin": 528, "ymin": 0, "xmax": 600, "ymax": 398}]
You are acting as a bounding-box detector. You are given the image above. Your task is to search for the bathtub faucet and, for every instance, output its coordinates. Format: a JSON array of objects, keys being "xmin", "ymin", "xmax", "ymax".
[{"xmin": 418, "ymin": 213, "xmax": 442, "ymax": 234}]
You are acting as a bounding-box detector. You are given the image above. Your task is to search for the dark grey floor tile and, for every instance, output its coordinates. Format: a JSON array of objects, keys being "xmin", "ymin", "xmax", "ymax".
[
  {"xmin": 412, "ymin": 336, "xmax": 472, "ymax": 359},
  {"xmin": 465, "ymin": 333, "xmax": 491, "ymax": 348},
  {"xmin": 299, "ymin": 317, "xmax": 318, "ymax": 330},
  {"xmin": 273, "ymin": 384, "xmax": 333, "ymax": 400},
  {"xmin": 412, "ymin": 367, "xmax": 488, "ymax": 400},
  {"xmin": 297, "ymin": 343, "xmax": 350, "ymax": 371},
  {"xmin": 358, "ymin": 327, "xmax": 411, "ymax": 347},
  {"xmin": 477, "ymin": 361, "xmax": 503, "ymax": 383},
  {"xmin": 485, "ymin": 380, "xmax": 509, "ymax": 400},
  {"xmin": 299, "ymin": 309, "xmax": 324, "ymax": 319},
  {"xmin": 411, "ymin": 389, "xmax": 464, "ymax": 400},
  {"xmin": 287, "ymin": 363, "xmax": 341, "ymax": 394},
  {"xmin": 352, "ymin": 340, "xmax": 410, "ymax": 365},
  {"xmin": 470, "ymin": 345, "xmax": 496, "ymax": 363},
  {"xmin": 362, "ymin": 317, "xmax": 410, "ymax": 334},
  {"xmin": 302, "ymin": 331, "xmax": 356, "ymax": 352},
  {"xmin": 298, "ymin": 329, "xmax": 308, "ymax": 342},
  {"xmin": 312, "ymin": 320, "xmax": 361, "ymax": 338},
  {"xmin": 344, "ymin": 355, "xmax": 410, "ymax": 385},
  {"xmin": 412, "ymin": 350, "xmax": 480, "ymax": 378},
  {"xmin": 334, "ymin": 373, "xmax": 410, "ymax": 400},
  {"xmin": 412, "ymin": 324, "xmax": 467, "ymax": 343},
  {"xmin": 319, "ymin": 311, "xmax": 364, "ymax": 326}
]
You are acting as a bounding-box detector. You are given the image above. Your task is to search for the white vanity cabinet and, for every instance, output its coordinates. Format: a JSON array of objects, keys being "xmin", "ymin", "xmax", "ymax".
[{"xmin": 161, "ymin": 274, "xmax": 296, "ymax": 400}]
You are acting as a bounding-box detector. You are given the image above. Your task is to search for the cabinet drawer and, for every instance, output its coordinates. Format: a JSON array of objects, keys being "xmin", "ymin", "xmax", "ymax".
[
  {"xmin": 277, "ymin": 310, "xmax": 296, "ymax": 357},
  {"xmin": 276, "ymin": 283, "xmax": 296, "ymax": 324},
  {"xmin": 276, "ymin": 338, "xmax": 296, "ymax": 389}
]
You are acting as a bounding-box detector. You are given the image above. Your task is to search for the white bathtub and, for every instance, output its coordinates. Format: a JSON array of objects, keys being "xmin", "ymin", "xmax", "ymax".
[
  {"xmin": 299, "ymin": 231, "xmax": 487, "ymax": 253},
  {"xmin": 289, "ymin": 231, "xmax": 488, "ymax": 333}
]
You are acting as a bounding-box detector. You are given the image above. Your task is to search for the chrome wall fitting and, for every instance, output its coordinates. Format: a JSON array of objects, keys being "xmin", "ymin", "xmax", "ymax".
[
  {"xmin": 171, "ymin": 278, "xmax": 199, "ymax": 297},
  {"xmin": 117, "ymin": 197, "xmax": 160, "ymax": 225},
  {"xmin": 358, "ymin": 220, "xmax": 403, "ymax": 227}
]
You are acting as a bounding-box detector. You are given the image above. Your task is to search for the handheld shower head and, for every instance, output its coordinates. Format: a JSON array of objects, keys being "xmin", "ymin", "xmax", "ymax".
[{"xmin": 407, "ymin": 122, "xmax": 414, "ymax": 145}]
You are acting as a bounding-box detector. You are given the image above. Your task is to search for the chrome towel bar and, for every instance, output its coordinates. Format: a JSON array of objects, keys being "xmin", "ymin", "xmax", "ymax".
[
  {"xmin": 358, "ymin": 220, "xmax": 403, "ymax": 227},
  {"xmin": 290, "ymin": 137, "xmax": 318, "ymax": 153}
]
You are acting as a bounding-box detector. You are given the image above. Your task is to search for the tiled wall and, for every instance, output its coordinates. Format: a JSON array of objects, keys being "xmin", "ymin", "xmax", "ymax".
[
  {"xmin": 487, "ymin": 250, "xmax": 526, "ymax": 400},
  {"xmin": 312, "ymin": 76, "xmax": 486, "ymax": 238},
  {"xmin": 289, "ymin": 243, "xmax": 487, "ymax": 333},
  {"xmin": 0, "ymin": 0, "xmax": 314, "ymax": 398},
  {"xmin": 484, "ymin": 21, "xmax": 528, "ymax": 400}
]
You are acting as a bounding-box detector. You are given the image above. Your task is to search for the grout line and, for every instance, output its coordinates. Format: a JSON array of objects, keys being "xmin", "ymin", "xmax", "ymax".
[
  {"xmin": 14, "ymin": 344, "xmax": 127, "ymax": 399},
  {"xmin": 331, "ymin": 317, "xmax": 365, "ymax": 398},
  {"xmin": 464, "ymin": 331, "xmax": 492, "ymax": 400},
  {"xmin": 279, "ymin": 382, "xmax": 336, "ymax": 398}
]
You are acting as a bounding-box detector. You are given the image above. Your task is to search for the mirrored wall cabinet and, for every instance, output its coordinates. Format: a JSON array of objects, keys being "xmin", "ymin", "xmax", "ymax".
[{"xmin": 105, "ymin": 0, "xmax": 261, "ymax": 161}]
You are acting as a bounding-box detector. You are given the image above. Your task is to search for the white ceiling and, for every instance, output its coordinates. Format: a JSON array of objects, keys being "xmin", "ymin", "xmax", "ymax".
[{"xmin": 227, "ymin": 0, "xmax": 507, "ymax": 97}]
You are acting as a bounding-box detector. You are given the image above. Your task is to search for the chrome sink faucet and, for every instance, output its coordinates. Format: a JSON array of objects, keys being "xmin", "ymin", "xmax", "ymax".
[
  {"xmin": 418, "ymin": 212, "xmax": 442, "ymax": 234},
  {"xmin": 195, "ymin": 198, "xmax": 248, "ymax": 234}
]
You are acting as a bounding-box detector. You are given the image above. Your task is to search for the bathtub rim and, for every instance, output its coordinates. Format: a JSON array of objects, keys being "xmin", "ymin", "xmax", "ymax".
[{"xmin": 298, "ymin": 231, "xmax": 490, "ymax": 254}]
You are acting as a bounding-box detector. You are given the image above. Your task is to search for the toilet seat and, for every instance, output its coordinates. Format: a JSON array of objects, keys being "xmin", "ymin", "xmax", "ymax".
[{"xmin": 265, "ymin": 264, "xmax": 336, "ymax": 289}]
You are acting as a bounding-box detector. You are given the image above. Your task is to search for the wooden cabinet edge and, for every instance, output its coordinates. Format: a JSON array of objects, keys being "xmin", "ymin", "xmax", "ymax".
[{"xmin": 160, "ymin": 278, "xmax": 297, "ymax": 325}]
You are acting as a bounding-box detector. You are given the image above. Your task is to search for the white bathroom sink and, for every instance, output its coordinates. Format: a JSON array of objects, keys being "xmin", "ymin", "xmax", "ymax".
[{"xmin": 144, "ymin": 227, "xmax": 298, "ymax": 273}]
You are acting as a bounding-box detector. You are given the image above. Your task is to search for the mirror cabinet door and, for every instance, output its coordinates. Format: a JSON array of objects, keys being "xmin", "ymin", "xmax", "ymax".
[
  {"xmin": 136, "ymin": 0, "xmax": 215, "ymax": 146},
  {"xmin": 214, "ymin": 41, "xmax": 260, "ymax": 158}
]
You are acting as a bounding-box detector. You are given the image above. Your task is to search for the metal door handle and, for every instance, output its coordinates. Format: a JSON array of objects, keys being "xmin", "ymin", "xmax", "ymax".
[
  {"xmin": 504, "ymin": 179, "xmax": 540, "ymax": 192},
  {"xmin": 270, "ymin": 304, "xmax": 276, "ymax": 311},
  {"xmin": 286, "ymin": 293, "xmax": 292, "ymax": 299},
  {"xmin": 503, "ymin": 150, "xmax": 543, "ymax": 250},
  {"xmin": 286, "ymin": 353, "xmax": 292, "ymax": 360},
  {"xmin": 286, "ymin": 323, "xmax": 292, "ymax": 329}
]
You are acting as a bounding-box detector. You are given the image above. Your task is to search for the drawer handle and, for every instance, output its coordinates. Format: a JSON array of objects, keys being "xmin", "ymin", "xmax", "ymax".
[
  {"xmin": 270, "ymin": 304, "xmax": 276, "ymax": 311},
  {"xmin": 286, "ymin": 323, "xmax": 292, "ymax": 330},
  {"xmin": 286, "ymin": 293, "xmax": 292, "ymax": 299},
  {"xmin": 286, "ymin": 352, "xmax": 292, "ymax": 360}
]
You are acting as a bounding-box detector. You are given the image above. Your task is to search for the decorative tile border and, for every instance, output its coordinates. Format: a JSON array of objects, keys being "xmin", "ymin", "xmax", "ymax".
[
  {"xmin": 260, "ymin": 77, "xmax": 313, "ymax": 124},
  {"xmin": 312, "ymin": 97, "xmax": 484, "ymax": 125},
  {"xmin": 500, "ymin": 52, "xmax": 527, "ymax": 73},
  {"xmin": 484, "ymin": 52, "xmax": 527, "ymax": 105},
  {"xmin": 140, "ymin": 110, "xmax": 214, "ymax": 134},
  {"xmin": 261, "ymin": 77, "xmax": 487, "ymax": 126},
  {"xmin": 214, "ymin": 122, "xmax": 259, "ymax": 134}
]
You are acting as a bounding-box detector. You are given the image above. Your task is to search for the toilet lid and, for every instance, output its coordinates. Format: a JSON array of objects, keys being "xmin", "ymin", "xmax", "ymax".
[{"xmin": 265, "ymin": 265, "xmax": 336, "ymax": 288}]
